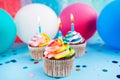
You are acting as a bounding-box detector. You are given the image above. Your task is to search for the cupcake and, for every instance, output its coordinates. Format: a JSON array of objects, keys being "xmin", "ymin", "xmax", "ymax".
[
  {"xmin": 28, "ymin": 32, "xmax": 50, "ymax": 60},
  {"xmin": 63, "ymin": 31, "xmax": 86, "ymax": 57},
  {"xmin": 43, "ymin": 38, "xmax": 75, "ymax": 77}
]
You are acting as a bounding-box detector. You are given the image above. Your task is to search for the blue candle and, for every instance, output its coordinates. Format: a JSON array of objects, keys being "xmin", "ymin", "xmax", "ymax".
[
  {"xmin": 57, "ymin": 17, "xmax": 62, "ymax": 38},
  {"xmin": 38, "ymin": 16, "xmax": 42, "ymax": 34},
  {"xmin": 58, "ymin": 30, "xmax": 62, "ymax": 38},
  {"xmin": 71, "ymin": 23, "xmax": 74, "ymax": 32},
  {"xmin": 39, "ymin": 26, "xmax": 41, "ymax": 33}
]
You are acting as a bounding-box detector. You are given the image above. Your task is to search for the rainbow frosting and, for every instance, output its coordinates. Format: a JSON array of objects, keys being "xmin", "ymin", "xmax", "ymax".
[
  {"xmin": 29, "ymin": 32, "xmax": 50, "ymax": 47},
  {"xmin": 44, "ymin": 38, "xmax": 75, "ymax": 59},
  {"xmin": 63, "ymin": 31, "xmax": 85, "ymax": 44}
]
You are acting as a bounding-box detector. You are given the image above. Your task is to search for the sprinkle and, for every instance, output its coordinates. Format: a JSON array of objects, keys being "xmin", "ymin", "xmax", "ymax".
[
  {"xmin": 5, "ymin": 61, "xmax": 10, "ymax": 64},
  {"xmin": 29, "ymin": 73, "xmax": 35, "ymax": 78},
  {"xmin": 0, "ymin": 63, "xmax": 3, "ymax": 65},
  {"xmin": 112, "ymin": 61, "xmax": 118, "ymax": 64},
  {"xmin": 82, "ymin": 65, "xmax": 87, "ymax": 68},
  {"xmin": 23, "ymin": 66, "xmax": 28, "ymax": 69},
  {"xmin": 34, "ymin": 61, "xmax": 39, "ymax": 64},
  {"xmin": 116, "ymin": 75, "xmax": 120, "ymax": 78},
  {"xmin": 76, "ymin": 68, "xmax": 80, "ymax": 71},
  {"xmin": 30, "ymin": 59, "xmax": 34, "ymax": 61},
  {"xmin": 102, "ymin": 69, "xmax": 108, "ymax": 72},
  {"xmin": 11, "ymin": 59, "xmax": 17, "ymax": 63},
  {"xmin": 76, "ymin": 65, "xmax": 80, "ymax": 68},
  {"xmin": 85, "ymin": 51, "xmax": 87, "ymax": 53}
]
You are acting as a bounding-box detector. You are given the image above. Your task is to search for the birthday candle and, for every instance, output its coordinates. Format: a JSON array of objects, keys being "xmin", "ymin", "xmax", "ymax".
[
  {"xmin": 58, "ymin": 17, "xmax": 62, "ymax": 38},
  {"xmin": 70, "ymin": 13, "xmax": 74, "ymax": 32},
  {"xmin": 37, "ymin": 16, "xmax": 41, "ymax": 34}
]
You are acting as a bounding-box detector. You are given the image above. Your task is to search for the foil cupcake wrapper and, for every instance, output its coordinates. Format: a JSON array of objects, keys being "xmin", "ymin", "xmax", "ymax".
[
  {"xmin": 70, "ymin": 41, "xmax": 86, "ymax": 57},
  {"xmin": 43, "ymin": 57, "xmax": 74, "ymax": 77},
  {"xmin": 28, "ymin": 46, "xmax": 45, "ymax": 60}
]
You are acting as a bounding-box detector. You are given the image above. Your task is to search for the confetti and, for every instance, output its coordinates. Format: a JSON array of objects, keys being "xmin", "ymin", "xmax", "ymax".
[
  {"xmin": 34, "ymin": 61, "xmax": 39, "ymax": 64},
  {"xmin": 112, "ymin": 61, "xmax": 118, "ymax": 64},
  {"xmin": 76, "ymin": 68, "xmax": 80, "ymax": 71},
  {"xmin": 5, "ymin": 61, "xmax": 10, "ymax": 64},
  {"xmin": 76, "ymin": 65, "xmax": 80, "ymax": 68},
  {"xmin": 29, "ymin": 73, "xmax": 35, "ymax": 78},
  {"xmin": 116, "ymin": 75, "xmax": 120, "ymax": 79},
  {"xmin": 30, "ymin": 59, "xmax": 34, "ymax": 61},
  {"xmin": 11, "ymin": 59, "xmax": 17, "ymax": 63},
  {"xmin": 0, "ymin": 63, "xmax": 3, "ymax": 65},
  {"xmin": 85, "ymin": 51, "xmax": 87, "ymax": 53},
  {"xmin": 23, "ymin": 66, "xmax": 28, "ymax": 69},
  {"xmin": 82, "ymin": 65, "xmax": 87, "ymax": 68},
  {"xmin": 102, "ymin": 69, "xmax": 108, "ymax": 72}
]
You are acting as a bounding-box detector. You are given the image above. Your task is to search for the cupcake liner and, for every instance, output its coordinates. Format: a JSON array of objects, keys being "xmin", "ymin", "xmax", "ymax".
[
  {"xmin": 43, "ymin": 57, "xmax": 74, "ymax": 77},
  {"xmin": 70, "ymin": 42, "xmax": 86, "ymax": 57},
  {"xmin": 28, "ymin": 46, "xmax": 45, "ymax": 60}
]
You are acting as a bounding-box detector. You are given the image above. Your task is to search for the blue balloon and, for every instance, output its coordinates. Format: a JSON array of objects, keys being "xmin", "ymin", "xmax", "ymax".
[
  {"xmin": 32, "ymin": 0, "xmax": 62, "ymax": 15},
  {"xmin": 97, "ymin": 1, "xmax": 120, "ymax": 49},
  {"xmin": 0, "ymin": 9, "xmax": 16, "ymax": 53}
]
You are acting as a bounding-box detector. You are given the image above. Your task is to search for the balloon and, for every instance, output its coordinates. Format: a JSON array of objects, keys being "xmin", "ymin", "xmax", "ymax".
[
  {"xmin": 0, "ymin": 0, "xmax": 21, "ymax": 17},
  {"xmin": 20, "ymin": 0, "xmax": 32, "ymax": 7},
  {"xmin": 63, "ymin": 0, "xmax": 92, "ymax": 6},
  {"xmin": 0, "ymin": 9, "xmax": 16, "ymax": 53},
  {"xmin": 97, "ymin": 1, "xmax": 120, "ymax": 49},
  {"xmin": 14, "ymin": 4, "xmax": 58, "ymax": 43},
  {"xmin": 32, "ymin": 0, "xmax": 63, "ymax": 15},
  {"xmin": 60, "ymin": 3, "xmax": 97, "ymax": 40},
  {"xmin": 15, "ymin": 36, "xmax": 23, "ymax": 43}
]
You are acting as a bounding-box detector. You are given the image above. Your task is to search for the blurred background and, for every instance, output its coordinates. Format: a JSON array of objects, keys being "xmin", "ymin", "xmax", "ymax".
[{"xmin": 0, "ymin": 0, "xmax": 113, "ymax": 44}]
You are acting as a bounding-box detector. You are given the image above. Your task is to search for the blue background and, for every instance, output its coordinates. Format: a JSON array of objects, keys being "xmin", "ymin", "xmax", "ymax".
[
  {"xmin": 1, "ymin": 0, "xmax": 120, "ymax": 80},
  {"xmin": 0, "ymin": 40, "xmax": 120, "ymax": 80}
]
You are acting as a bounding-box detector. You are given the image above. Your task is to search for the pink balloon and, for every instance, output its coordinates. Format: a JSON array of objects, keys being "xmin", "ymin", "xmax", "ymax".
[{"xmin": 60, "ymin": 3, "xmax": 97, "ymax": 40}]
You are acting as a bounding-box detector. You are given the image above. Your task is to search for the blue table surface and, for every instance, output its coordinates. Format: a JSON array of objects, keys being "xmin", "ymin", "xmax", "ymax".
[{"xmin": 0, "ymin": 41, "xmax": 120, "ymax": 80}]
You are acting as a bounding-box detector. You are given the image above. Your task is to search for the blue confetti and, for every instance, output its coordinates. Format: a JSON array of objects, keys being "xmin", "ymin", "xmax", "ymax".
[
  {"xmin": 112, "ymin": 61, "xmax": 118, "ymax": 64},
  {"xmin": 5, "ymin": 61, "xmax": 10, "ymax": 64},
  {"xmin": 0, "ymin": 63, "xmax": 3, "ymax": 65},
  {"xmin": 76, "ymin": 65, "xmax": 80, "ymax": 68},
  {"xmin": 23, "ymin": 66, "xmax": 28, "ymax": 69},
  {"xmin": 102, "ymin": 69, "xmax": 108, "ymax": 72},
  {"xmin": 82, "ymin": 65, "xmax": 87, "ymax": 68},
  {"xmin": 11, "ymin": 59, "xmax": 17, "ymax": 63}
]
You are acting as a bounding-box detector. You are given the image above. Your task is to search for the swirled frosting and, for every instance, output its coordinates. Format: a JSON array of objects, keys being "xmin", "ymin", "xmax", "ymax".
[
  {"xmin": 63, "ymin": 31, "xmax": 85, "ymax": 45},
  {"xmin": 29, "ymin": 32, "xmax": 50, "ymax": 47},
  {"xmin": 44, "ymin": 38, "xmax": 75, "ymax": 59}
]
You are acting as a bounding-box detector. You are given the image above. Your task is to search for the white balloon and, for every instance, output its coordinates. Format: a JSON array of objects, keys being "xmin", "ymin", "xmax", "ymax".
[{"xmin": 15, "ymin": 4, "xmax": 58, "ymax": 43}]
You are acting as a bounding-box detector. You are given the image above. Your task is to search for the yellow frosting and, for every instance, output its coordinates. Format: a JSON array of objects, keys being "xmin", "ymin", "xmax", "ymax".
[
  {"xmin": 44, "ymin": 38, "xmax": 75, "ymax": 59},
  {"xmin": 38, "ymin": 32, "xmax": 50, "ymax": 47}
]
